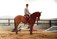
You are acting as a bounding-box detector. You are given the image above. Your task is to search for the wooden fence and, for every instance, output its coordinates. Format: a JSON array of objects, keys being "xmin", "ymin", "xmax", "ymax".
[
  {"xmin": 0, "ymin": 18, "xmax": 13, "ymax": 26},
  {"xmin": 0, "ymin": 18, "xmax": 57, "ymax": 26}
]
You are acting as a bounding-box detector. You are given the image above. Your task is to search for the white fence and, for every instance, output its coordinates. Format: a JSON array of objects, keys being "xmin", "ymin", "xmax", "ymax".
[{"xmin": 0, "ymin": 18, "xmax": 57, "ymax": 27}]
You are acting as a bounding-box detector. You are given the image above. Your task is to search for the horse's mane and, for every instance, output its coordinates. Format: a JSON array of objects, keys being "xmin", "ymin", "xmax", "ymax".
[{"xmin": 30, "ymin": 12, "xmax": 41, "ymax": 18}]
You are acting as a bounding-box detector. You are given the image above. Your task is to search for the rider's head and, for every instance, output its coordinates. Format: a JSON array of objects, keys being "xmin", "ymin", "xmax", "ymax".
[{"xmin": 26, "ymin": 4, "xmax": 28, "ymax": 8}]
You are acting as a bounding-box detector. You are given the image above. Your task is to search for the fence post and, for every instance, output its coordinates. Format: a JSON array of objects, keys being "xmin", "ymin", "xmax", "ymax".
[
  {"xmin": 49, "ymin": 20, "xmax": 51, "ymax": 27},
  {"xmin": 8, "ymin": 19, "xmax": 10, "ymax": 26}
]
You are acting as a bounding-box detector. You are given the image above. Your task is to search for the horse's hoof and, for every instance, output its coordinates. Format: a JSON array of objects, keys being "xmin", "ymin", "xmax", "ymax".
[
  {"xmin": 16, "ymin": 30, "xmax": 18, "ymax": 34},
  {"xmin": 16, "ymin": 32, "xmax": 18, "ymax": 34},
  {"xmin": 11, "ymin": 29, "xmax": 16, "ymax": 32},
  {"xmin": 30, "ymin": 33, "xmax": 33, "ymax": 35}
]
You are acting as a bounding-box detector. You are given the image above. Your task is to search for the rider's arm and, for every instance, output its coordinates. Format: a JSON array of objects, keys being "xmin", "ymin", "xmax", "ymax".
[{"xmin": 27, "ymin": 9, "xmax": 30, "ymax": 14}]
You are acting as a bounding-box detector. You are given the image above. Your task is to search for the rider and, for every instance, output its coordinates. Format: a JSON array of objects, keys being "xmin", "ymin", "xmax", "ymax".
[
  {"xmin": 24, "ymin": 4, "xmax": 31, "ymax": 18},
  {"xmin": 24, "ymin": 4, "xmax": 31, "ymax": 29}
]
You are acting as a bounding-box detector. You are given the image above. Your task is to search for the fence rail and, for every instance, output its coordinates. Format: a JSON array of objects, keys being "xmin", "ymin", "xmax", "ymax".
[{"xmin": 0, "ymin": 18, "xmax": 57, "ymax": 26}]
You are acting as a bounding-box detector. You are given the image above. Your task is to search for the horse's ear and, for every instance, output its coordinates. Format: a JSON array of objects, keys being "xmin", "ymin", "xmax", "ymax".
[{"xmin": 40, "ymin": 11, "xmax": 42, "ymax": 13}]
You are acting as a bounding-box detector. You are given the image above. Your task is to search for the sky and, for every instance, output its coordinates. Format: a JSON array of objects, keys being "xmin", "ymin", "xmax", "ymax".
[{"xmin": 0, "ymin": 0, "xmax": 57, "ymax": 19}]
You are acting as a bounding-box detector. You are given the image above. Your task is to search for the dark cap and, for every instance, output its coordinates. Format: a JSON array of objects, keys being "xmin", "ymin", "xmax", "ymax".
[{"xmin": 26, "ymin": 4, "xmax": 28, "ymax": 6}]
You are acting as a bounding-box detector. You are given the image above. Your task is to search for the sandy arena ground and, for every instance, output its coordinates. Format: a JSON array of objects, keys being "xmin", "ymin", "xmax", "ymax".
[{"xmin": 0, "ymin": 30, "xmax": 57, "ymax": 39}]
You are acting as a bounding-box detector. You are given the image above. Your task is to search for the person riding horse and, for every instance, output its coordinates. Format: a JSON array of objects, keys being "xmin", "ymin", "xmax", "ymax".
[
  {"xmin": 24, "ymin": 4, "xmax": 31, "ymax": 20},
  {"xmin": 12, "ymin": 4, "xmax": 41, "ymax": 35},
  {"xmin": 24, "ymin": 4, "xmax": 31, "ymax": 29}
]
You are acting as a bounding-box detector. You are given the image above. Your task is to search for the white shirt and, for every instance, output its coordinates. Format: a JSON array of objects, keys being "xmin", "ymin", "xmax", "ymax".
[{"xmin": 24, "ymin": 8, "xmax": 30, "ymax": 15}]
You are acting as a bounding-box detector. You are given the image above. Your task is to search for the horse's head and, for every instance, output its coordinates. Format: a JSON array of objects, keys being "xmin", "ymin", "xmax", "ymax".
[
  {"xmin": 32, "ymin": 11, "xmax": 41, "ymax": 20},
  {"xmin": 32, "ymin": 11, "xmax": 41, "ymax": 25},
  {"xmin": 31, "ymin": 11, "xmax": 41, "ymax": 20},
  {"xmin": 36, "ymin": 12, "xmax": 41, "ymax": 20}
]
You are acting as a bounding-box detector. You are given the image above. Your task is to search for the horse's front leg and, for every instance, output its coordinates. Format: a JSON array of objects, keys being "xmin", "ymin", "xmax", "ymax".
[{"xmin": 30, "ymin": 25, "xmax": 33, "ymax": 35}]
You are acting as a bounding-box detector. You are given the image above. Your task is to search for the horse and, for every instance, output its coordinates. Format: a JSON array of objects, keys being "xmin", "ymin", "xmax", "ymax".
[{"xmin": 13, "ymin": 11, "xmax": 41, "ymax": 35}]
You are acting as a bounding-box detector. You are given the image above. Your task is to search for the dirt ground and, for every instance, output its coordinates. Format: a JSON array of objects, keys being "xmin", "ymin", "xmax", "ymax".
[{"xmin": 0, "ymin": 30, "xmax": 57, "ymax": 39}]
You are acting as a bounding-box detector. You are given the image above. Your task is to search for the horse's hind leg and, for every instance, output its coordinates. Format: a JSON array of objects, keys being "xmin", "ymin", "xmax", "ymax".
[
  {"xmin": 14, "ymin": 19, "xmax": 20, "ymax": 34},
  {"xmin": 12, "ymin": 20, "xmax": 18, "ymax": 32},
  {"xmin": 15, "ymin": 21, "xmax": 20, "ymax": 34}
]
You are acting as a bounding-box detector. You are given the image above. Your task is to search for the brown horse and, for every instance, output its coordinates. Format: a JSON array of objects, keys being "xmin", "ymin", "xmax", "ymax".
[{"xmin": 13, "ymin": 11, "xmax": 41, "ymax": 35}]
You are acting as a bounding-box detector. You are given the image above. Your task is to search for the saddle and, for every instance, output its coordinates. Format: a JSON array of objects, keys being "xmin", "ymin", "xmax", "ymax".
[{"xmin": 24, "ymin": 14, "xmax": 30, "ymax": 22}]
